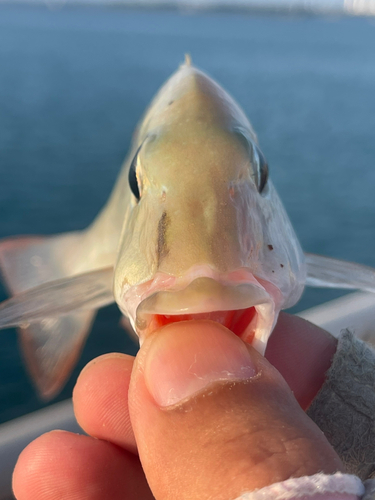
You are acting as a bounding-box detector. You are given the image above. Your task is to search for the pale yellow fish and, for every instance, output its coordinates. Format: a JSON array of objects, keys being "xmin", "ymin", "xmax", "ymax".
[{"xmin": 1, "ymin": 58, "xmax": 375, "ymax": 399}]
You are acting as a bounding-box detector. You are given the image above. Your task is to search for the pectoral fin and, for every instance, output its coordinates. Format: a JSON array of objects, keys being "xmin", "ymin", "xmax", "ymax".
[
  {"xmin": 0, "ymin": 267, "xmax": 114, "ymax": 329},
  {"xmin": 305, "ymin": 253, "xmax": 375, "ymax": 293}
]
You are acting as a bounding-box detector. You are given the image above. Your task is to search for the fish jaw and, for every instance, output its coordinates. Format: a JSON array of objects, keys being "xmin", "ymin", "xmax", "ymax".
[{"xmin": 118, "ymin": 265, "xmax": 283, "ymax": 355}]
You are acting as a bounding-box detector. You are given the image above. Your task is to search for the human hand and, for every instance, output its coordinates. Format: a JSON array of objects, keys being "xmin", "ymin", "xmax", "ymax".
[{"xmin": 13, "ymin": 313, "xmax": 342, "ymax": 500}]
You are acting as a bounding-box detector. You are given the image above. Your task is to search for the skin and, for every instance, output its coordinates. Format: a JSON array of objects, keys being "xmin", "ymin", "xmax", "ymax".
[{"xmin": 13, "ymin": 313, "xmax": 341, "ymax": 500}]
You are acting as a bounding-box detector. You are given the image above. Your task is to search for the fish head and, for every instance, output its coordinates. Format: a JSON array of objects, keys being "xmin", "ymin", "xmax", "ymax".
[{"xmin": 114, "ymin": 62, "xmax": 306, "ymax": 354}]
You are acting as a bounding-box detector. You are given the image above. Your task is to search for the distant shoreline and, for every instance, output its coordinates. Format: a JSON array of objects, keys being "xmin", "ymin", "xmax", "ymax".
[
  {"xmin": 0, "ymin": 1, "xmax": 373, "ymax": 19},
  {"xmin": 0, "ymin": 0, "xmax": 375, "ymax": 17}
]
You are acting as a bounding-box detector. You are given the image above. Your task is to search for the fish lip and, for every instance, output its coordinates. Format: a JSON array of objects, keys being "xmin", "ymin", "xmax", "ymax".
[{"xmin": 120, "ymin": 266, "xmax": 282, "ymax": 353}]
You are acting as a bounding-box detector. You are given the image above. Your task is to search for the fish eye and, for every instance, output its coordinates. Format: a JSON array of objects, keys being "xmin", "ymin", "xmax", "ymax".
[
  {"xmin": 128, "ymin": 147, "xmax": 141, "ymax": 201},
  {"xmin": 233, "ymin": 129, "xmax": 269, "ymax": 194},
  {"xmin": 253, "ymin": 145, "xmax": 269, "ymax": 194}
]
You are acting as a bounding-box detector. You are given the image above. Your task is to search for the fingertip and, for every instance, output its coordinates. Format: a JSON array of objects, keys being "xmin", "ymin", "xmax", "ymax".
[
  {"xmin": 141, "ymin": 320, "xmax": 258, "ymax": 408},
  {"xmin": 13, "ymin": 430, "xmax": 152, "ymax": 500},
  {"xmin": 76, "ymin": 352, "xmax": 132, "ymax": 379},
  {"xmin": 13, "ymin": 431, "xmax": 74, "ymax": 500},
  {"xmin": 73, "ymin": 353, "xmax": 137, "ymax": 454}
]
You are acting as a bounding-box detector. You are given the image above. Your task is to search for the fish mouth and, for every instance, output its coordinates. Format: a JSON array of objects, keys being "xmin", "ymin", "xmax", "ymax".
[{"xmin": 121, "ymin": 267, "xmax": 281, "ymax": 354}]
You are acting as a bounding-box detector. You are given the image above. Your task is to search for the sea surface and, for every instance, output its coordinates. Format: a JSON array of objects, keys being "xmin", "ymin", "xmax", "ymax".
[{"xmin": 0, "ymin": 5, "xmax": 374, "ymax": 423}]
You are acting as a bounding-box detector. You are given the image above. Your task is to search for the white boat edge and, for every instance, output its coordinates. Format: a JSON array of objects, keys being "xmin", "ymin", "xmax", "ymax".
[
  {"xmin": 1, "ymin": 290, "xmax": 375, "ymax": 499},
  {"xmin": 298, "ymin": 290, "xmax": 375, "ymax": 345}
]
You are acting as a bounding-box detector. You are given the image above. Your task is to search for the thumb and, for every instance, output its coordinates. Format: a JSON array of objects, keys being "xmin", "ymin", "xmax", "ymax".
[{"xmin": 129, "ymin": 320, "xmax": 343, "ymax": 500}]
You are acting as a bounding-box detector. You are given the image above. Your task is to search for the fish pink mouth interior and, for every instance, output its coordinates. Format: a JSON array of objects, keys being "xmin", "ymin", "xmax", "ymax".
[{"xmin": 146, "ymin": 307, "xmax": 257, "ymax": 341}]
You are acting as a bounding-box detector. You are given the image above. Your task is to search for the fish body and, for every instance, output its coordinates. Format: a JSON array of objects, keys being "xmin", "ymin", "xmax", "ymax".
[{"xmin": 0, "ymin": 60, "xmax": 373, "ymax": 398}]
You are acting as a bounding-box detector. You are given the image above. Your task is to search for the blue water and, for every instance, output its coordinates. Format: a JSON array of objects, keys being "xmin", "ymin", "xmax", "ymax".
[{"xmin": 0, "ymin": 5, "xmax": 375, "ymax": 424}]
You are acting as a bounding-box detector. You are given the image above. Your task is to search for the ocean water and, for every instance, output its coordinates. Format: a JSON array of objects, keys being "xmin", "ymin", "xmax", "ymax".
[{"xmin": 0, "ymin": 5, "xmax": 374, "ymax": 423}]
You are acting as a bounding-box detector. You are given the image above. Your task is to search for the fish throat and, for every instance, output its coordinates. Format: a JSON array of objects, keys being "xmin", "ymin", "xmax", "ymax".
[{"xmin": 151, "ymin": 307, "xmax": 257, "ymax": 340}]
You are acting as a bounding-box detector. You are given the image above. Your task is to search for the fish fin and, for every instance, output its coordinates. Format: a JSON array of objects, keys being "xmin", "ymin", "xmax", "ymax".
[
  {"xmin": 0, "ymin": 267, "xmax": 114, "ymax": 329},
  {"xmin": 0, "ymin": 267, "xmax": 114, "ymax": 399},
  {"xmin": 20, "ymin": 310, "xmax": 96, "ymax": 399},
  {"xmin": 184, "ymin": 53, "xmax": 192, "ymax": 66},
  {"xmin": 0, "ymin": 233, "xmax": 85, "ymax": 295},
  {"xmin": 0, "ymin": 234, "xmax": 115, "ymax": 398},
  {"xmin": 305, "ymin": 253, "xmax": 375, "ymax": 293}
]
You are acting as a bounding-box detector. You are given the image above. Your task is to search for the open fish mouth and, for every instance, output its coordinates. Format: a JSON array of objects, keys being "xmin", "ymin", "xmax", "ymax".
[{"xmin": 121, "ymin": 267, "xmax": 281, "ymax": 354}]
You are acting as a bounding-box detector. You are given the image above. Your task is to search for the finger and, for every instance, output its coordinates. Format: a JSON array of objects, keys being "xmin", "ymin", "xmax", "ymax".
[
  {"xmin": 73, "ymin": 352, "xmax": 137, "ymax": 454},
  {"xmin": 266, "ymin": 312, "xmax": 338, "ymax": 409},
  {"xmin": 72, "ymin": 314, "xmax": 336, "ymax": 453},
  {"xmin": 13, "ymin": 430, "xmax": 154, "ymax": 500},
  {"xmin": 129, "ymin": 320, "xmax": 343, "ymax": 500}
]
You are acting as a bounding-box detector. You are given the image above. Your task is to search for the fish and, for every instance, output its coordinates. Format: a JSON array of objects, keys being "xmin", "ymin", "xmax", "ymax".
[{"xmin": 1, "ymin": 57, "xmax": 375, "ymax": 399}]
